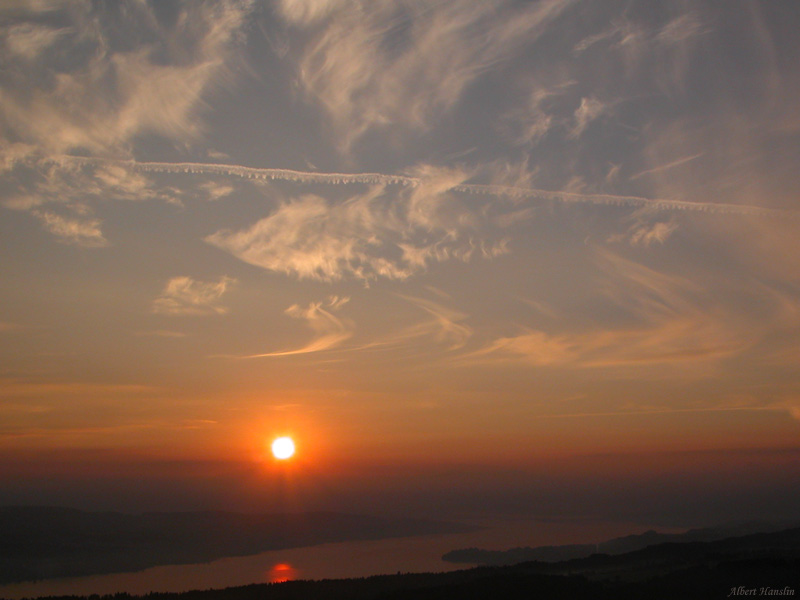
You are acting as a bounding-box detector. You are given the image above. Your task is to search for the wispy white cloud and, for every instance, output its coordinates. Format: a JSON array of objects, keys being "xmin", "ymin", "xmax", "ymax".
[
  {"xmin": 569, "ymin": 96, "xmax": 609, "ymax": 139},
  {"xmin": 465, "ymin": 250, "xmax": 760, "ymax": 372},
  {"xmin": 281, "ymin": 0, "xmax": 574, "ymax": 151},
  {"xmin": 473, "ymin": 313, "xmax": 745, "ymax": 371},
  {"xmin": 152, "ymin": 276, "xmax": 235, "ymax": 316},
  {"xmin": 206, "ymin": 164, "xmax": 510, "ymax": 282},
  {"xmin": 351, "ymin": 294, "xmax": 472, "ymax": 355},
  {"xmin": 207, "ymin": 191, "xmax": 398, "ymax": 282},
  {"xmin": 396, "ymin": 295, "xmax": 472, "ymax": 351},
  {"xmin": 2, "ymin": 160, "xmax": 172, "ymax": 215},
  {"xmin": 656, "ymin": 13, "xmax": 707, "ymax": 46},
  {"xmin": 573, "ymin": 25, "xmax": 621, "ymax": 54},
  {"xmin": 628, "ymin": 221, "xmax": 677, "ymax": 247},
  {"xmin": 465, "ymin": 329, "xmax": 574, "ymax": 367},
  {"xmin": 3, "ymin": 23, "xmax": 70, "ymax": 60},
  {"xmin": 0, "ymin": 1, "xmax": 252, "ymax": 161},
  {"xmin": 91, "ymin": 163, "xmax": 159, "ymax": 200},
  {"xmin": 5, "ymin": 158, "xmax": 181, "ymax": 244},
  {"xmin": 276, "ymin": 0, "xmax": 344, "ymax": 25},
  {"xmin": 608, "ymin": 218, "xmax": 678, "ymax": 248},
  {"xmin": 199, "ymin": 181, "xmax": 235, "ymax": 201},
  {"xmin": 32, "ymin": 210, "xmax": 108, "ymax": 247},
  {"xmin": 245, "ymin": 296, "xmax": 352, "ymax": 357},
  {"xmin": 503, "ymin": 80, "xmax": 575, "ymax": 146},
  {"xmin": 0, "ymin": 2, "xmax": 252, "ymax": 250}
]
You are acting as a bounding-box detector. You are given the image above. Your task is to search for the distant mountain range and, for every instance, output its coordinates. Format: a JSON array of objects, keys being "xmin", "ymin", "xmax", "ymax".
[
  {"xmin": 443, "ymin": 520, "xmax": 800, "ymax": 565},
  {"xmin": 0, "ymin": 506, "xmax": 471, "ymax": 584}
]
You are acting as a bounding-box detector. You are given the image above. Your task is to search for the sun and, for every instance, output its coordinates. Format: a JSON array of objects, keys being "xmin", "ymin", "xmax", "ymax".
[{"xmin": 271, "ymin": 436, "xmax": 295, "ymax": 460}]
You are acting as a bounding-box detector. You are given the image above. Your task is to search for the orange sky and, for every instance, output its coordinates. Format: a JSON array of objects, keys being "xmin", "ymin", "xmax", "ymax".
[{"xmin": 1, "ymin": 1, "xmax": 799, "ymax": 525}]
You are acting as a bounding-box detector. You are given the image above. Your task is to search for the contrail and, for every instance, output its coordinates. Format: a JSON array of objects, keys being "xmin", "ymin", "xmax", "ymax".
[
  {"xmin": 55, "ymin": 156, "xmax": 417, "ymax": 187},
  {"xmin": 628, "ymin": 152, "xmax": 704, "ymax": 181},
  {"xmin": 54, "ymin": 155, "xmax": 797, "ymax": 219}
]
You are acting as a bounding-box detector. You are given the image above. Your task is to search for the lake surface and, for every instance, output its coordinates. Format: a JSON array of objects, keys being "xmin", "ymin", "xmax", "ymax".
[{"xmin": 0, "ymin": 517, "xmax": 669, "ymax": 599}]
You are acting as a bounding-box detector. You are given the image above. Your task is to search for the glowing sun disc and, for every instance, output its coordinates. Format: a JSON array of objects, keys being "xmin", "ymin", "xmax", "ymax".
[{"xmin": 271, "ymin": 437, "xmax": 295, "ymax": 460}]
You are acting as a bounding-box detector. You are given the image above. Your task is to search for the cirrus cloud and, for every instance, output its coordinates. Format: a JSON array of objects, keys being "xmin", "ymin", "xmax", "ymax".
[
  {"xmin": 205, "ymin": 165, "xmax": 510, "ymax": 282},
  {"xmin": 282, "ymin": 0, "xmax": 575, "ymax": 152},
  {"xmin": 244, "ymin": 296, "xmax": 352, "ymax": 358},
  {"xmin": 152, "ymin": 276, "xmax": 235, "ymax": 316},
  {"xmin": 0, "ymin": 0, "xmax": 253, "ymax": 163},
  {"xmin": 32, "ymin": 210, "xmax": 107, "ymax": 247}
]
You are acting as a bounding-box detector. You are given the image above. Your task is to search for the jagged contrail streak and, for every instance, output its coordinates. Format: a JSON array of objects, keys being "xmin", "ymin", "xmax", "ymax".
[{"xmin": 55, "ymin": 156, "xmax": 797, "ymax": 219}]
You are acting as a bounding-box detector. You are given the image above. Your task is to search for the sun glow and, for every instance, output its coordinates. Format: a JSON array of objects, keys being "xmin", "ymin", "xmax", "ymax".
[
  {"xmin": 271, "ymin": 436, "xmax": 295, "ymax": 460},
  {"xmin": 267, "ymin": 562, "xmax": 297, "ymax": 583}
]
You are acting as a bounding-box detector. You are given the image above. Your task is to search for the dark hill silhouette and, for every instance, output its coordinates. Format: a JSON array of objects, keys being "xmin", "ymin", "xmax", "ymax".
[
  {"xmin": 443, "ymin": 519, "xmax": 800, "ymax": 565},
  {"xmin": 521, "ymin": 526, "xmax": 800, "ymax": 584},
  {"xmin": 0, "ymin": 506, "xmax": 471, "ymax": 584}
]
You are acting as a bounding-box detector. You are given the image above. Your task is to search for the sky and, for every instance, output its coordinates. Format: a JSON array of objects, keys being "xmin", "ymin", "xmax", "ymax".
[{"xmin": 1, "ymin": 0, "xmax": 799, "ymax": 525}]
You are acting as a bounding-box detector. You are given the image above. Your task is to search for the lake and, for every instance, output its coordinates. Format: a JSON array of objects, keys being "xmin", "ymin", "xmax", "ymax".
[{"xmin": 0, "ymin": 517, "xmax": 666, "ymax": 599}]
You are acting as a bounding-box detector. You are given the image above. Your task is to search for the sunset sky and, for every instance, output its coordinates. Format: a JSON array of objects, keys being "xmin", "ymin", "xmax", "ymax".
[{"xmin": 1, "ymin": 1, "xmax": 799, "ymax": 524}]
